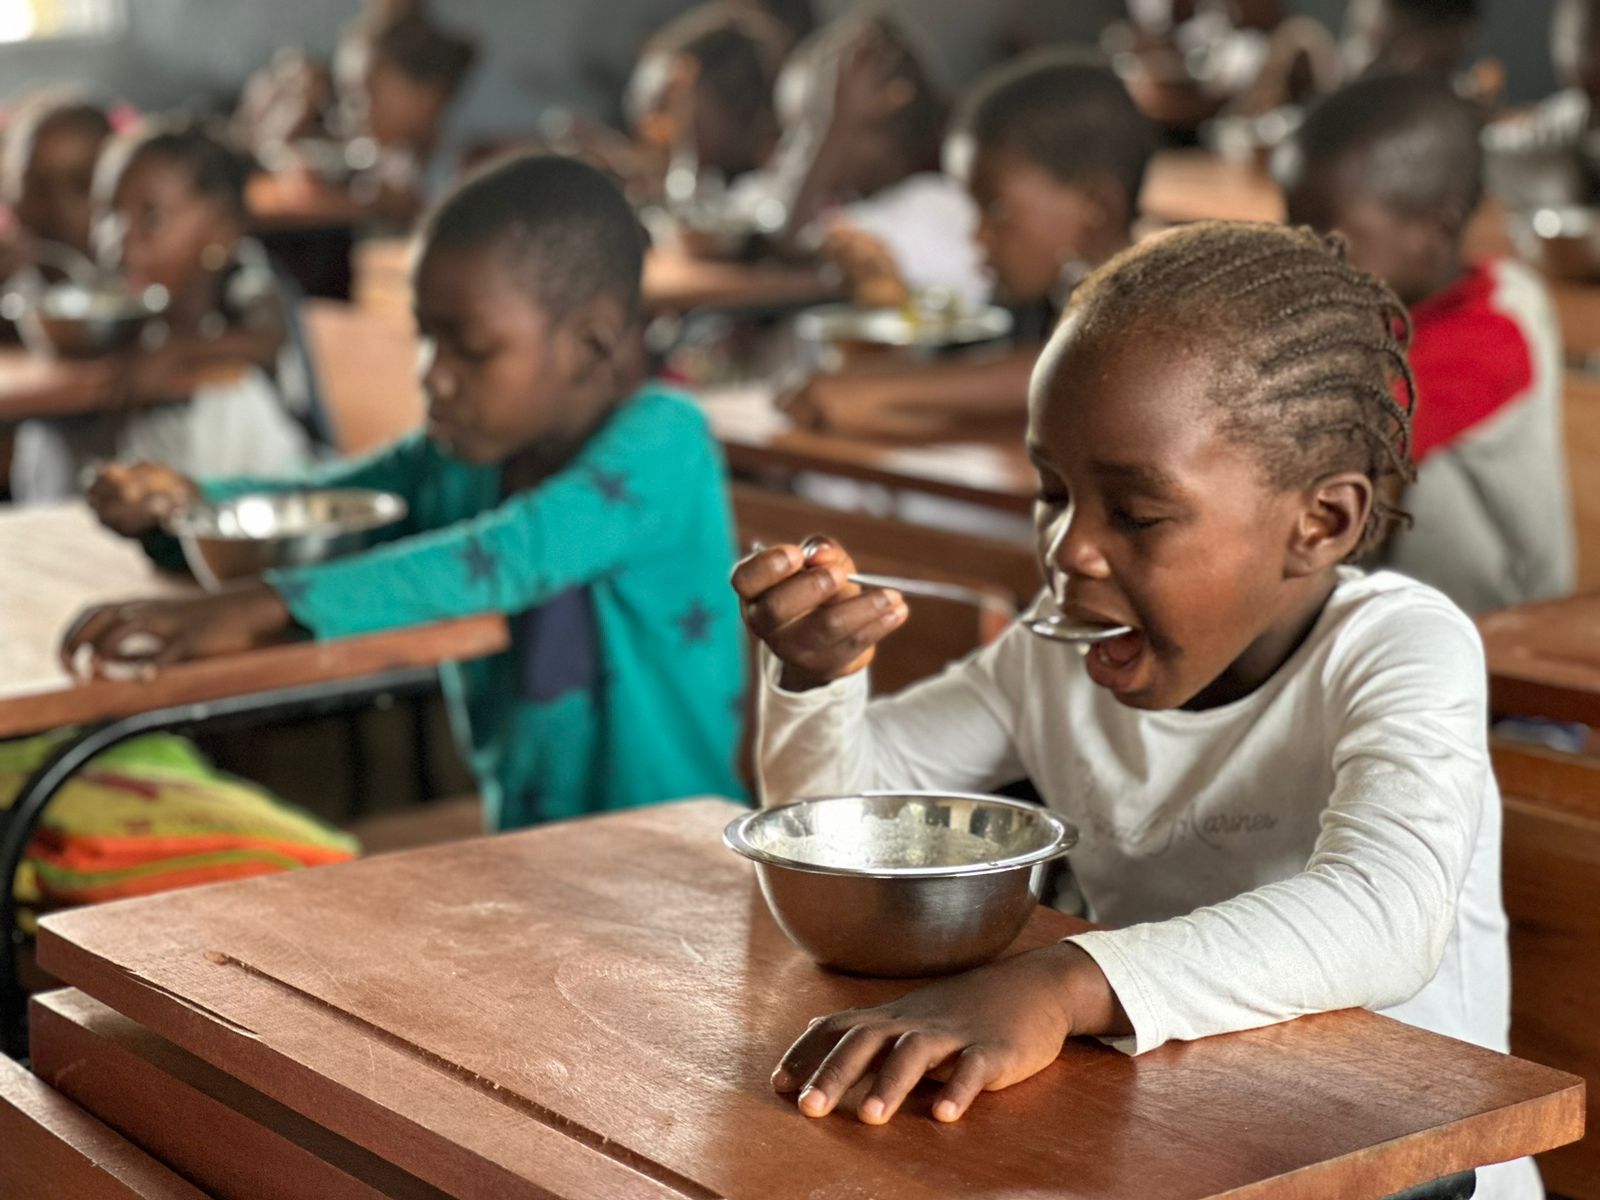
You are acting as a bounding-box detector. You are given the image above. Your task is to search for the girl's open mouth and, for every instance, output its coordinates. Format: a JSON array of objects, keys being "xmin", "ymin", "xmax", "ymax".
[{"xmin": 1083, "ymin": 627, "xmax": 1146, "ymax": 692}]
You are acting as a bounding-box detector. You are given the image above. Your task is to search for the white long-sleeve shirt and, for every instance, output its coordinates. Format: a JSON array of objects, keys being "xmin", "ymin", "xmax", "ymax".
[{"xmin": 759, "ymin": 568, "xmax": 1538, "ymax": 1196}]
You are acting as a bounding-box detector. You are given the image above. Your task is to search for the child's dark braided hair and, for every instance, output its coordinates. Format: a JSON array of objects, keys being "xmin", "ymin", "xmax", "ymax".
[{"xmin": 1065, "ymin": 220, "xmax": 1416, "ymax": 555}]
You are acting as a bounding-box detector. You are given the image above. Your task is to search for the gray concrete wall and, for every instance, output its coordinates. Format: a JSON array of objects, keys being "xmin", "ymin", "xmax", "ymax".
[{"xmin": 0, "ymin": 0, "xmax": 1570, "ymax": 150}]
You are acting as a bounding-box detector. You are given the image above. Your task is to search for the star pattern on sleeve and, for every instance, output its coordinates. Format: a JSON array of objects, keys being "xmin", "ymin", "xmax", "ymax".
[
  {"xmin": 584, "ymin": 465, "xmax": 638, "ymax": 507},
  {"xmin": 458, "ymin": 533, "xmax": 500, "ymax": 589},
  {"xmin": 673, "ymin": 598, "xmax": 715, "ymax": 646}
]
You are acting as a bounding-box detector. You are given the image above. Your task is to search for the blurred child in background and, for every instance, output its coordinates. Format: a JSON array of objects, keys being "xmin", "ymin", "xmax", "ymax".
[
  {"xmin": 10, "ymin": 119, "xmax": 315, "ymax": 500},
  {"xmin": 1277, "ymin": 73, "xmax": 1574, "ymax": 613},
  {"xmin": 783, "ymin": 52, "xmax": 1156, "ymax": 439},
  {"xmin": 0, "ymin": 91, "xmax": 112, "ymax": 282}
]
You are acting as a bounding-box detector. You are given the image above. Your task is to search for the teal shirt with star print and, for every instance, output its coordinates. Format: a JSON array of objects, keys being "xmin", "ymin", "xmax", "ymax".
[{"xmin": 194, "ymin": 384, "xmax": 748, "ymax": 829}]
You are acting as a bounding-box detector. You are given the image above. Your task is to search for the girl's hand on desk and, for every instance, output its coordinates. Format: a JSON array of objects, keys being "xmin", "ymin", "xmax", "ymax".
[
  {"xmin": 731, "ymin": 538, "xmax": 906, "ymax": 691},
  {"xmin": 773, "ymin": 942, "xmax": 1127, "ymax": 1125},
  {"xmin": 59, "ymin": 584, "xmax": 294, "ymax": 679},
  {"xmin": 87, "ymin": 461, "xmax": 199, "ymax": 537}
]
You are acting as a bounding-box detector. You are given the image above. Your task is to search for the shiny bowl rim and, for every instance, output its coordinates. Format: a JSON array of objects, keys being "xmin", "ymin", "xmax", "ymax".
[
  {"xmin": 166, "ymin": 488, "xmax": 409, "ymax": 542},
  {"xmin": 795, "ymin": 303, "xmax": 1015, "ymax": 349},
  {"xmin": 723, "ymin": 791, "xmax": 1078, "ymax": 880}
]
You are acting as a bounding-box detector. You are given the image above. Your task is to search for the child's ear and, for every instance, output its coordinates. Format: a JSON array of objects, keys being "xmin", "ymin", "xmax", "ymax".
[
  {"xmin": 1285, "ymin": 471, "xmax": 1374, "ymax": 576},
  {"xmin": 569, "ymin": 295, "xmax": 632, "ymax": 388}
]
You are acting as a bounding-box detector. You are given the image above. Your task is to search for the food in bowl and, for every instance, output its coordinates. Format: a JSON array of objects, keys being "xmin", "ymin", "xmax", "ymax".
[
  {"xmin": 166, "ymin": 489, "xmax": 407, "ymax": 592},
  {"xmin": 724, "ymin": 792, "xmax": 1077, "ymax": 977}
]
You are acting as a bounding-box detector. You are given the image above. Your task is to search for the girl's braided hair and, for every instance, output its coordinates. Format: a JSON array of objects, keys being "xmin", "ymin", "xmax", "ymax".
[{"xmin": 1063, "ymin": 220, "xmax": 1417, "ymax": 555}]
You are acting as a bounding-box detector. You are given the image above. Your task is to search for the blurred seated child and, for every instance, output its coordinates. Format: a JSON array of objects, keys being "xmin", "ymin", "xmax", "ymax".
[
  {"xmin": 1277, "ymin": 73, "xmax": 1574, "ymax": 612},
  {"xmin": 733, "ymin": 221, "xmax": 1541, "ymax": 1200},
  {"xmin": 232, "ymin": 47, "xmax": 335, "ymax": 164},
  {"xmin": 1103, "ymin": 0, "xmax": 1338, "ymax": 134},
  {"xmin": 66, "ymin": 154, "xmax": 748, "ymax": 830},
  {"xmin": 1483, "ymin": 0, "xmax": 1600, "ymax": 208},
  {"xmin": 1340, "ymin": 0, "xmax": 1501, "ymax": 106},
  {"xmin": 10, "ymin": 119, "xmax": 314, "ymax": 501},
  {"xmin": 322, "ymin": 0, "xmax": 477, "ymax": 225},
  {"xmin": 783, "ymin": 52, "xmax": 1156, "ymax": 439},
  {"xmin": 0, "ymin": 91, "xmax": 112, "ymax": 282},
  {"xmin": 765, "ymin": 15, "xmax": 984, "ymax": 309},
  {"xmin": 625, "ymin": 3, "xmax": 786, "ymax": 214}
]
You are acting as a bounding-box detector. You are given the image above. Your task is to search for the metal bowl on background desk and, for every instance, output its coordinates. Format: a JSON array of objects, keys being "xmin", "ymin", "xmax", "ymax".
[
  {"xmin": 1507, "ymin": 206, "xmax": 1600, "ymax": 282},
  {"xmin": 724, "ymin": 792, "xmax": 1077, "ymax": 977},
  {"xmin": 2, "ymin": 278, "xmax": 167, "ymax": 359},
  {"xmin": 167, "ymin": 489, "xmax": 407, "ymax": 593},
  {"xmin": 796, "ymin": 301, "xmax": 1014, "ymax": 371}
]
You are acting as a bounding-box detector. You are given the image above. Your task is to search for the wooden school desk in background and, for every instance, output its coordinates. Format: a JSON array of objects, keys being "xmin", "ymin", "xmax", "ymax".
[
  {"xmin": 23, "ymin": 799, "xmax": 1584, "ymax": 1200},
  {"xmin": 1140, "ymin": 149, "xmax": 1285, "ymax": 226},
  {"xmin": 352, "ymin": 234, "xmax": 845, "ymax": 328},
  {"xmin": 698, "ymin": 381, "xmax": 1036, "ymax": 517},
  {"xmin": 0, "ymin": 504, "xmax": 509, "ymax": 1057}
]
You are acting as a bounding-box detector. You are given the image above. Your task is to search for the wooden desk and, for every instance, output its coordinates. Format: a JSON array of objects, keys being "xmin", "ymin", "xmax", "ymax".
[
  {"xmin": 1479, "ymin": 591, "xmax": 1600, "ymax": 727},
  {"xmin": 0, "ymin": 504, "xmax": 509, "ymax": 1055},
  {"xmin": 353, "ymin": 234, "xmax": 844, "ymax": 322},
  {"xmin": 37, "ymin": 799, "xmax": 1585, "ymax": 1200},
  {"xmin": 699, "ymin": 382, "xmax": 1036, "ymax": 516},
  {"xmin": 0, "ymin": 505, "xmax": 506, "ymax": 742},
  {"xmin": 1140, "ymin": 149, "xmax": 1285, "ymax": 226},
  {"xmin": 246, "ymin": 173, "xmax": 369, "ymax": 234}
]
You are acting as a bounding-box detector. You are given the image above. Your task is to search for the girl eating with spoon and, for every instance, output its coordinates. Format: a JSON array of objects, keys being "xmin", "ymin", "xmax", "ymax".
[{"xmin": 731, "ymin": 220, "xmax": 1535, "ymax": 1199}]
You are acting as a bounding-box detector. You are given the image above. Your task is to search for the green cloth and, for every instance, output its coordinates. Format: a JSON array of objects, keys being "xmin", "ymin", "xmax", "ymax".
[{"xmin": 185, "ymin": 385, "xmax": 748, "ymax": 829}]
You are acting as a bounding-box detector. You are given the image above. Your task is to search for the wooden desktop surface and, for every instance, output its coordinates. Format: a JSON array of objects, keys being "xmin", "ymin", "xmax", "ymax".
[
  {"xmin": 37, "ymin": 799, "xmax": 1586, "ymax": 1200},
  {"xmin": 0, "ymin": 504, "xmax": 507, "ymax": 740}
]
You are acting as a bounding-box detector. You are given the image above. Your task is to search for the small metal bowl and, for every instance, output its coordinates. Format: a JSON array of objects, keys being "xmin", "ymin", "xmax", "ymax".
[
  {"xmin": 167, "ymin": 489, "xmax": 407, "ymax": 592},
  {"xmin": 4, "ymin": 279, "xmax": 167, "ymax": 359},
  {"xmin": 1507, "ymin": 206, "xmax": 1600, "ymax": 282},
  {"xmin": 725, "ymin": 792, "xmax": 1077, "ymax": 977}
]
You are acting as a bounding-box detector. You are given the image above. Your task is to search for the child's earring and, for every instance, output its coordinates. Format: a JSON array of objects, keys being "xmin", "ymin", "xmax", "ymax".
[{"xmin": 200, "ymin": 243, "xmax": 230, "ymax": 272}]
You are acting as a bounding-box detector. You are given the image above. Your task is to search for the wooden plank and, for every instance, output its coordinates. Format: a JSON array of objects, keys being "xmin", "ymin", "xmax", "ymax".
[
  {"xmin": 38, "ymin": 800, "xmax": 1586, "ymax": 1200},
  {"xmin": 641, "ymin": 249, "xmax": 842, "ymax": 316},
  {"xmin": 29, "ymin": 988, "xmax": 447, "ymax": 1200},
  {"xmin": 1478, "ymin": 592, "xmax": 1600, "ymax": 727},
  {"xmin": 1140, "ymin": 149, "xmax": 1284, "ymax": 226},
  {"xmin": 301, "ymin": 299, "xmax": 424, "ymax": 455},
  {"xmin": 699, "ymin": 382, "xmax": 1037, "ymax": 515},
  {"xmin": 0, "ymin": 504, "xmax": 510, "ymax": 740},
  {"xmin": 1566, "ymin": 370, "xmax": 1600, "ymax": 591},
  {"xmin": 1495, "ymin": 741, "xmax": 1600, "ymax": 1198},
  {"xmin": 0, "ymin": 1053, "xmax": 211, "ymax": 1200}
]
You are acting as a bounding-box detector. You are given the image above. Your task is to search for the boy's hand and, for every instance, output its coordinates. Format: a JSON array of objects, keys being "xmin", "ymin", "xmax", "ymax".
[
  {"xmin": 822, "ymin": 223, "xmax": 909, "ymax": 309},
  {"xmin": 59, "ymin": 583, "xmax": 294, "ymax": 679},
  {"xmin": 780, "ymin": 372, "xmax": 954, "ymax": 440},
  {"xmin": 730, "ymin": 539, "xmax": 906, "ymax": 691},
  {"xmin": 87, "ymin": 461, "xmax": 199, "ymax": 537},
  {"xmin": 773, "ymin": 942, "xmax": 1127, "ymax": 1125}
]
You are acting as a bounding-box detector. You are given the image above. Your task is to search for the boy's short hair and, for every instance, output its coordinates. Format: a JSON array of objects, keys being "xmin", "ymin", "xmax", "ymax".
[
  {"xmin": 953, "ymin": 51, "xmax": 1156, "ymax": 212},
  {"xmin": 367, "ymin": 7, "xmax": 477, "ymax": 94},
  {"xmin": 1383, "ymin": 0, "xmax": 1479, "ymax": 24},
  {"xmin": 645, "ymin": 4, "xmax": 787, "ymax": 121},
  {"xmin": 421, "ymin": 152, "xmax": 646, "ymax": 324},
  {"xmin": 0, "ymin": 90, "xmax": 111, "ymax": 202},
  {"xmin": 1282, "ymin": 73, "xmax": 1483, "ymax": 224},
  {"xmin": 96, "ymin": 117, "xmax": 253, "ymax": 220}
]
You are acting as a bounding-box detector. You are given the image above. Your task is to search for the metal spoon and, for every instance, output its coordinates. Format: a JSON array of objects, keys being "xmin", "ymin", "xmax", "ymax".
[{"xmin": 848, "ymin": 572, "xmax": 1132, "ymax": 645}]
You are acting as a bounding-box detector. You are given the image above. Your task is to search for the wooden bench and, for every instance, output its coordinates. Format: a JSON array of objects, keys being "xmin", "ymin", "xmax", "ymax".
[{"xmin": 1494, "ymin": 739, "xmax": 1600, "ymax": 1198}]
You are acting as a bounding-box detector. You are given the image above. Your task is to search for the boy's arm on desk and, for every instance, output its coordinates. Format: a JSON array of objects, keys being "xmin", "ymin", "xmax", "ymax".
[
  {"xmin": 262, "ymin": 402, "xmax": 710, "ymax": 640},
  {"xmin": 784, "ymin": 347, "xmax": 1037, "ymax": 438}
]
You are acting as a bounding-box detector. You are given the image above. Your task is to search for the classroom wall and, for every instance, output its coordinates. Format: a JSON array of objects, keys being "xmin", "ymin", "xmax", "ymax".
[{"xmin": 0, "ymin": 0, "xmax": 1567, "ymax": 151}]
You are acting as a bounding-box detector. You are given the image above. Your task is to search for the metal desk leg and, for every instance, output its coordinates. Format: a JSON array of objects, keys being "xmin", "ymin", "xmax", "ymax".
[
  {"xmin": 1382, "ymin": 1169, "xmax": 1476, "ymax": 1199},
  {"xmin": 1, "ymin": 668, "xmax": 444, "ymax": 1060}
]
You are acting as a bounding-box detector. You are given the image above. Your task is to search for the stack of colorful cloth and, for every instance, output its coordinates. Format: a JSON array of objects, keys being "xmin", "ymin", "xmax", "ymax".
[{"xmin": 2, "ymin": 731, "xmax": 358, "ymax": 931}]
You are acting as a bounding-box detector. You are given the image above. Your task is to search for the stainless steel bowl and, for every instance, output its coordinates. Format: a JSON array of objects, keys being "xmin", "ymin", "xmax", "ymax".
[
  {"xmin": 1507, "ymin": 206, "xmax": 1600, "ymax": 282},
  {"xmin": 167, "ymin": 489, "xmax": 407, "ymax": 592},
  {"xmin": 724, "ymin": 792, "xmax": 1077, "ymax": 977},
  {"xmin": 4, "ymin": 280, "xmax": 167, "ymax": 359}
]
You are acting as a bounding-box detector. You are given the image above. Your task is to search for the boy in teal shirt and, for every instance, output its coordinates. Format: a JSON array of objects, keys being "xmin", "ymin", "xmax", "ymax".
[{"xmin": 68, "ymin": 154, "xmax": 747, "ymax": 828}]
